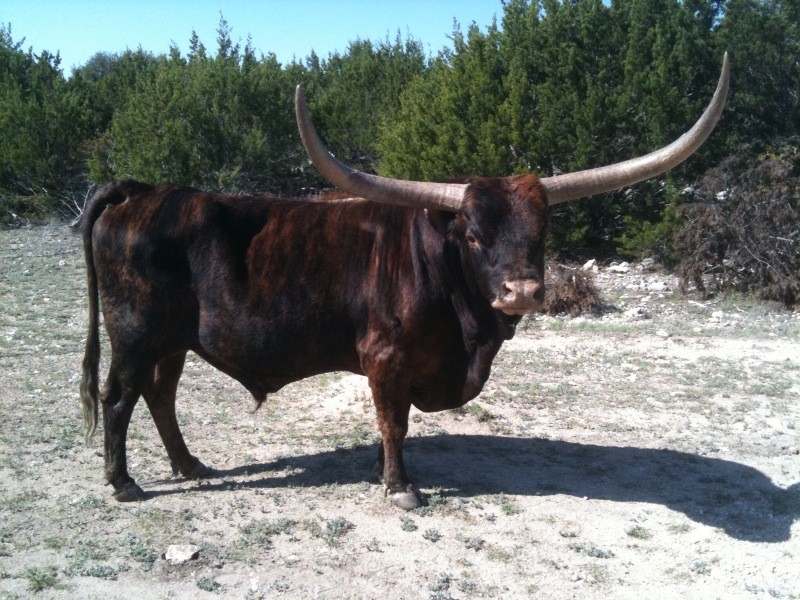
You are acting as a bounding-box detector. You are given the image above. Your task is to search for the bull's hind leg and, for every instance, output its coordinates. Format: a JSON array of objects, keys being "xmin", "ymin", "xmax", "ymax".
[
  {"xmin": 101, "ymin": 359, "xmax": 150, "ymax": 502},
  {"xmin": 142, "ymin": 352, "xmax": 212, "ymax": 479}
]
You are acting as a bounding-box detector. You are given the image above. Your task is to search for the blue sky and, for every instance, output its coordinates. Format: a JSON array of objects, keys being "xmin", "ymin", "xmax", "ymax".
[{"xmin": 1, "ymin": 0, "xmax": 504, "ymax": 75}]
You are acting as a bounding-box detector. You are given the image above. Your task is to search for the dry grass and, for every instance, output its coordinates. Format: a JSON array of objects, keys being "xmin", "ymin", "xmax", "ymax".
[{"xmin": 539, "ymin": 263, "xmax": 602, "ymax": 315}]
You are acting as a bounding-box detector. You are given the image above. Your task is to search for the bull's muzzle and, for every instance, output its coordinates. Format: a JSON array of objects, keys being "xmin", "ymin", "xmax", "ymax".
[{"xmin": 491, "ymin": 279, "xmax": 543, "ymax": 315}]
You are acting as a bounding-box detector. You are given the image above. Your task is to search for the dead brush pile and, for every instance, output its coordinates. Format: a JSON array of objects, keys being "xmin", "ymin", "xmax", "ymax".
[
  {"xmin": 673, "ymin": 145, "xmax": 800, "ymax": 307},
  {"xmin": 539, "ymin": 263, "xmax": 602, "ymax": 315}
]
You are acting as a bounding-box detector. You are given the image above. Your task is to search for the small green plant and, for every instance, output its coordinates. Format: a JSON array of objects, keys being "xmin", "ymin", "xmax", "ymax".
[
  {"xmin": 585, "ymin": 564, "xmax": 610, "ymax": 585},
  {"xmin": 487, "ymin": 545, "xmax": 513, "ymax": 563},
  {"xmin": 197, "ymin": 576, "xmax": 221, "ymax": 592},
  {"xmin": 303, "ymin": 519, "xmax": 322, "ymax": 538},
  {"xmin": 239, "ymin": 518, "xmax": 296, "ymax": 549},
  {"xmin": 568, "ymin": 542, "xmax": 614, "ymax": 559},
  {"xmin": 24, "ymin": 566, "xmax": 59, "ymax": 593},
  {"xmin": 72, "ymin": 545, "xmax": 108, "ymax": 563},
  {"xmin": 414, "ymin": 493, "xmax": 448, "ymax": 516},
  {"xmin": 2, "ymin": 490, "xmax": 45, "ymax": 512},
  {"xmin": 690, "ymin": 560, "xmax": 711, "ymax": 575},
  {"xmin": 428, "ymin": 572, "xmax": 452, "ymax": 593},
  {"xmin": 668, "ymin": 523, "xmax": 692, "ymax": 534},
  {"xmin": 81, "ymin": 564, "xmax": 118, "ymax": 580},
  {"xmin": 559, "ymin": 528, "xmax": 579, "ymax": 538},
  {"xmin": 400, "ymin": 516, "xmax": 418, "ymax": 532},
  {"xmin": 464, "ymin": 537, "xmax": 485, "ymax": 551},
  {"xmin": 43, "ymin": 536, "xmax": 63, "ymax": 550},
  {"xmin": 427, "ymin": 494, "xmax": 446, "ymax": 508},
  {"xmin": 126, "ymin": 534, "xmax": 156, "ymax": 570},
  {"xmin": 626, "ymin": 525, "xmax": 652, "ymax": 540},
  {"xmin": 498, "ymin": 493, "xmax": 518, "ymax": 515},
  {"xmin": 422, "ymin": 528, "xmax": 442, "ymax": 542},
  {"xmin": 323, "ymin": 517, "xmax": 354, "ymax": 547},
  {"xmin": 467, "ymin": 403, "xmax": 496, "ymax": 422}
]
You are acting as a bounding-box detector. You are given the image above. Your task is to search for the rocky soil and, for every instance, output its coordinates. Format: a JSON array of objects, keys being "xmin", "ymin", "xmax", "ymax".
[{"xmin": 0, "ymin": 224, "xmax": 798, "ymax": 599}]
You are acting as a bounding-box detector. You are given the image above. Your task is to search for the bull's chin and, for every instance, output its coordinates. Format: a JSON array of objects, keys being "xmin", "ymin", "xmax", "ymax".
[{"xmin": 491, "ymin": 303, "xmax": 539, "ymax": 316}]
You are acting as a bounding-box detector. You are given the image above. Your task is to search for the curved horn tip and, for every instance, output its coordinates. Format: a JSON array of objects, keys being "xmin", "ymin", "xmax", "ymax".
[{"xmin": 541, "ymin": 52, "xmax": 731, "ymax": 205}]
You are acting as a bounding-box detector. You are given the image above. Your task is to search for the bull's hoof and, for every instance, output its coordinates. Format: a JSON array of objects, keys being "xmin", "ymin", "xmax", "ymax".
[
  {"xmin": 387, "ymin": 485, "xmax": 423, "ymax": 511},
  {"xmin": 171, "ymin": 457, "xmax": 214, "ymax": 479},
  {"xmin": 187, "ymin": 460, "xmax": 214, "ymax": 479},
  {"xmin": 112, "ymin": 481, "xmax": 146, "ymax": 502}
]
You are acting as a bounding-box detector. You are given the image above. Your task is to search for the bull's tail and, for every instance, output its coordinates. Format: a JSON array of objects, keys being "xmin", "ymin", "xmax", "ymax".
[{"xmin": 78, "ymin": 181, "xmax": 137, "ymax": 443}]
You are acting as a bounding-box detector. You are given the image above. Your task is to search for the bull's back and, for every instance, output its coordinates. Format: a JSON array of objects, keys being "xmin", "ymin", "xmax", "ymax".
[{"xmin": 92, "ymin": 184, "xmax": 371, "ymax": 384}]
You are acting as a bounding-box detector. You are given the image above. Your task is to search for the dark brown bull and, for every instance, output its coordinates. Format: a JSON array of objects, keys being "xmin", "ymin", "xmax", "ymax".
[{"xmin": 80, "ymin": 55, "xmax": 729, "ymax": 509}]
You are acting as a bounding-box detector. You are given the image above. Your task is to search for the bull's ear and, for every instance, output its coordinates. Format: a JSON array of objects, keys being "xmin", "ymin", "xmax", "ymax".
[{"xmin": 425, "ymin": 208, "xmax": 457, "ymax": 235}]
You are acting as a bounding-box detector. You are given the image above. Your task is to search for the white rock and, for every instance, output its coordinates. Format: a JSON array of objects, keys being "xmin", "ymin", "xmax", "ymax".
[
  {"xmin": 640, "ymin": 257, "xmax": 656, "ymax": 269},
  {"xmin": 608, "ymin": 262, "xmax": 630, "ymax": 273},
  {"xmin": 581, "ymin": 258, "xmax": 596, "ymax": 271},
  {"xmin": 624, "ymin": 307, "xmax": 649, "ymax": 320},
  {"xmin": 163, "ymin": 544, "xmax": 201, "ymax": 564}
]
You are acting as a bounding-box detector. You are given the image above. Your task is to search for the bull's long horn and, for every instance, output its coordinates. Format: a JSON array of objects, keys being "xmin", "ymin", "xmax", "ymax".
[
  {"xmin": 541, "ymin": 53, "xmax": 730, "ymax": 205},
  {"xmin": 295, "ymin": 86, "xmax": 466, "ymax": 212}
]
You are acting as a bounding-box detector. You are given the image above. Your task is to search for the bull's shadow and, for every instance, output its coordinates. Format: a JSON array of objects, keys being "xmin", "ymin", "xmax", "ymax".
[{"xmin": 148, "ymin": 435, "xmax": 798, "ymax": 543}]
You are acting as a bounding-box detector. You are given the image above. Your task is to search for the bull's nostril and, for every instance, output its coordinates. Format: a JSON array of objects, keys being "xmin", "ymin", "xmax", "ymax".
[{"xmin": 502, "ymin": 280, "xmax": 540, "ymax": 297}]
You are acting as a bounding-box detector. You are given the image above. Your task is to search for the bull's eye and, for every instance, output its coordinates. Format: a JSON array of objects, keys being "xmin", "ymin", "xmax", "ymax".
[{"xmin": 466, "ymin": 232, "xmax": 480, "ymax": 247}]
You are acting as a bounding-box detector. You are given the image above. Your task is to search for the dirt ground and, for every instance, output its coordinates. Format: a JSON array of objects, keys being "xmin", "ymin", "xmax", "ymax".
[{"xmin": 0, "ymin": 223, "xmax": 798, "ymax": 599}]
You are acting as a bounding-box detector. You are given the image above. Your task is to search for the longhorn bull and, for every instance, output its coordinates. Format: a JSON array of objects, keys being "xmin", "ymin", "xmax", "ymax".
[{"xmin": 80, "ymin": 54, "xmax": 729, "ymax": 508}]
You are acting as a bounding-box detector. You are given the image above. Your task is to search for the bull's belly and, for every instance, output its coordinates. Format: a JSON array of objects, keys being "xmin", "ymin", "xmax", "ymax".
[
  {"xmin": 407, "ymin": 348, "xmax": 495, "ymax": 413},
  {"xmin": 408, "ymin": 369, "xmax": 475, "ymax": 413},
  {"xmin": 194, "ymin": 319, "xmax": 362, "ymax": 398}
]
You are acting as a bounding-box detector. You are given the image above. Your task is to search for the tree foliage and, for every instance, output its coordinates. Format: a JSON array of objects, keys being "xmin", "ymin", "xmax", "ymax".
[
  {"xmin": 0, "ymin": 24, "xmax": 83, "ymax": 195},
  {"xmin": 0, "ymin": 2, "xmax": 797, "ymax": 287},
  {"xmin": 300, "ymin": 35, "xmax": 427, "ymax": 176},
  {"xmin": 88, "ymin": 20, "xmax": 297, "ymax": 193}
]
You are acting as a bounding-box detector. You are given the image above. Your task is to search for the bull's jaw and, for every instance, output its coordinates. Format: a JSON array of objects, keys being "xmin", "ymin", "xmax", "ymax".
[{"xmin": 492, "ymin": 305, "xmax": 538, "ymax": 316}]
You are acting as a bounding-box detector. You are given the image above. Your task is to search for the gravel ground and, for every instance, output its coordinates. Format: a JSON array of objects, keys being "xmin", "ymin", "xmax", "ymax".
[{"xmin": 0, "ymin": 224, "xmax": 798, "ymax": 599}]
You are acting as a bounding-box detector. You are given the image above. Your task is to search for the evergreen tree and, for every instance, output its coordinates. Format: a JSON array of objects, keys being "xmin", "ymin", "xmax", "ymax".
[
  {"xmin": 92, "ymin": 21, "xmax": 297, "ymax": 193},
  {"xmin": 69, "ymin": 49, "xmax": 157, "ymax": 138},
  {"xmin": 715, "ymin": 0, "xmax": 800, "ymax": 151},
  {"xmin": 1, "ymin": 0, "xmax": 797, "ymax": 264},
  {"xmin": 377, "ymin": 21, "xmax": 507, "ymax": 180},
  {"xmin": 0, "ymin": 24, "xmax": 83, "ymax": 212},
  {"xmin": 299, "ymin": 34, "xmax": 427, "ymax": 178}
]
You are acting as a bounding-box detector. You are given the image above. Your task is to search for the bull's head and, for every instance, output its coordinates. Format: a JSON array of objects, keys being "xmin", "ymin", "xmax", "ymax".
[{"xmin": 295, "ymin": 54, "xmax": 729, "ymax": 316}]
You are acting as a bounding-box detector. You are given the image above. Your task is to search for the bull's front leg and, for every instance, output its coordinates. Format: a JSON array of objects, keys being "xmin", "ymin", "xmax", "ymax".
[{"xmin": 370, "ymin": 384, "xmax": 422, "ymax": 510}]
